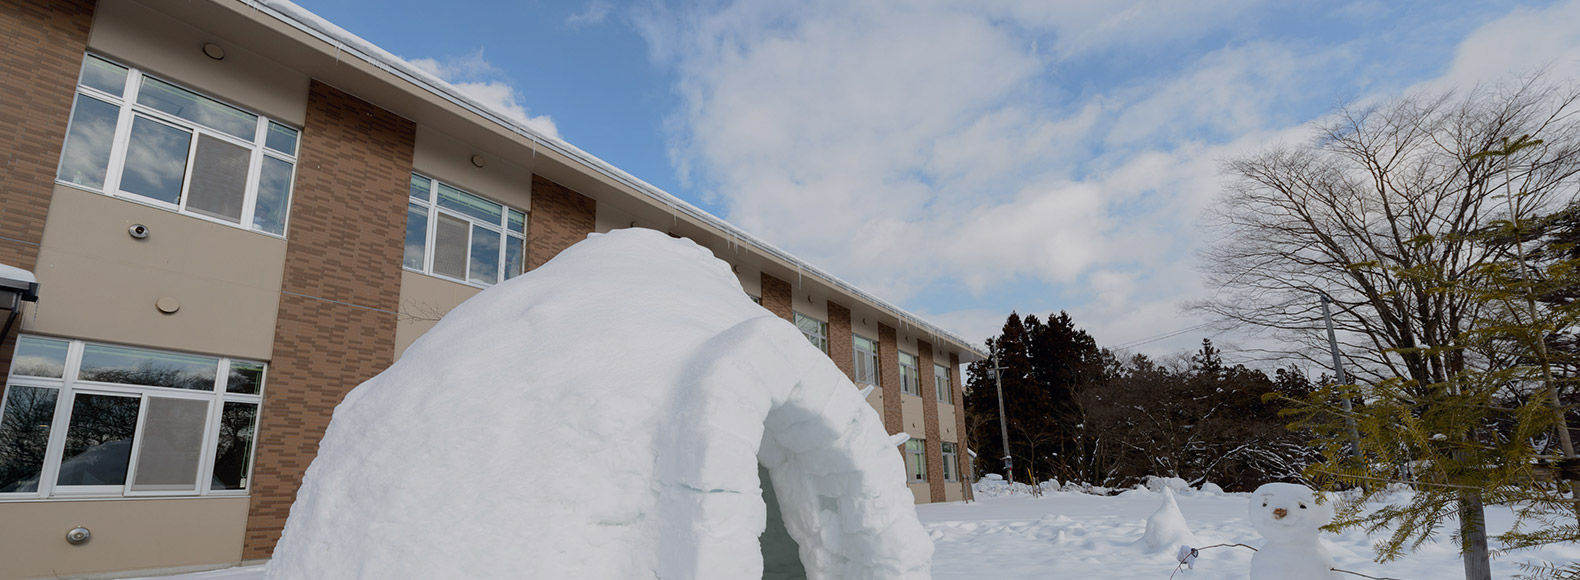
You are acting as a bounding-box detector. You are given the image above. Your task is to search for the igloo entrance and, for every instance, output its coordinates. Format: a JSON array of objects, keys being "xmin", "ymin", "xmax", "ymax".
[
  {"xmin": 759, "ymin": 465, "xmax": 809, "ymax": 580},
  {"xmin": 265, "ymin": 229, "xmax": 932, "ymax": 579}
]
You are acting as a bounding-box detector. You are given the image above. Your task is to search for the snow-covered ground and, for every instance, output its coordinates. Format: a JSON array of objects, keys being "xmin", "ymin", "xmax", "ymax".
[{"xmin": 134, "ymin": 482, "xmax": 1580, "ymax": 580}]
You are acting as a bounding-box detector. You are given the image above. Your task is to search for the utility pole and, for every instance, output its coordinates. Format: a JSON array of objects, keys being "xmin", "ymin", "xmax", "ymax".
[
  {"xmin": 1319, "ymin": 292, "xmax": 1362, "ymax": 457},
  {"xmin": 990, "ymin": 354, "xmax": 1013, "ymax": 485}
]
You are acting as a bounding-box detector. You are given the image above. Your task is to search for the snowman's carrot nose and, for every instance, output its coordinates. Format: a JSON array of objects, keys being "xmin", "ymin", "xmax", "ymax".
[{"xmin": 1273, "ymin": 508, "xmax": 1288, "ymax": 519}]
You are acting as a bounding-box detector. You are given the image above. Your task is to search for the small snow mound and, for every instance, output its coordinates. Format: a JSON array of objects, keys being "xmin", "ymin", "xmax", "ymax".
[
  {"xmin": 983, "ymin": 473, "xmax": 1003, "ymax": 481},
  {"xmin": 1138, "ymin": 487, "xmax": 1199, "ymax": 553},
  {"xmin": 1143, "ymin": 476, "xmax": 1193, "ymax": 496},
  {"xmin": 265, "ymin": 229, "xmax": 931, "ymax": 579},
  {"xmin": 1198, "ymin": 482, "xmax": 1225, "ymax": 495}
]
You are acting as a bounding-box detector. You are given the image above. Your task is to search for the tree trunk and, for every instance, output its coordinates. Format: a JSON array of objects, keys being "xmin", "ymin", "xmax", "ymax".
[{"xmin": 1457, "ymin": 490, "xmax": 1492, "ymax": 580}]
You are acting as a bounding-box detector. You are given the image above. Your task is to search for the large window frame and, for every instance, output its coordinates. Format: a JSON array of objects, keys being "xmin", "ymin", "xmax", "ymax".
[
  {"xmin": 934, "ymin": 363, "xmax": 953, "ymax": 404},
  {"xmin": 853, "ymin": 334, "xmax": 879, "ymax": 386},
  {"xmin": 794, "ymin": 312, "xmax": 828, "ymax": 354},
  {"xmin": 404, "ymin": 173, "xmax": 527, "ymax": 288},
  {"xmin": 0, "ymin": 336, "xmax": 263, "ymax": 500},
  {"xmin": 55, "ymin": 53, "xmax": 299, "ymax": 237},
  {"xmin": 899, "ymin": 352, "xmax": 920, "ymax": 396},
  {"xmin": 941, "ymin": 441, "xmax": 958, "ymax": 482},
  {"xmin": 905, "ymin": 438, "xmax": 927, "ymax": 483}
]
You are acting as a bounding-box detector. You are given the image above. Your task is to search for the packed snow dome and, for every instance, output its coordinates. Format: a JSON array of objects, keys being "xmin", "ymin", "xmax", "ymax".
[{"xmin": 265, "ymin": 229, "xmax": 932, "ymax": 579}]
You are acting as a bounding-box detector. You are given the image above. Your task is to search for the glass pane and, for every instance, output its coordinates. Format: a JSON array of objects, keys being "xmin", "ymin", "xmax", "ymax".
[
  {"xmin": 853, "ymin": 335, "xmax": 876, "ymax": 352},
  {"xmin": 136, "ymin": 76, "xmax": 257, "ymax": 141},
  {"xmin": 79, "ymin": 55, "xmax": 128, "ymax": 97},
  {"xmin": 508, "ymin": 209, "xmax": 526, "ymax": 234},
  {"xmin": 469, "ymin": 225, "xmax": 500, "ymax": 285},
  {"xmin": 10, "ymin": 336, "xmax": 69, "ymax": 378},
  {"xmin": 211, "ymin": 402, "xmax": 257, "ymax": 490},
  {"xmin": 120, "ymin": 116, "xmax": 192, "ymax": 204},
  {"xmin": 404, "ymin": 203, "xmax": 429, "ymax": 269},
  {"xmin": 436, "ymin": 183, "xmax": 503, "ymax": 224},
  {"xmin": 184, "ymin": 134, "xmax": 250, "ymax": 223},
  {"xmin": 409, "ymin": 174, "xmax": 432, "ymax": 200},
  {"xmin": 504, "ymin": 235, "xmax": 525, "ymax": 280},
  {"xmin": 432, "ymin": 213, "xmax": 469, "ymax": 279},
  {"xmin": 130, "ymin": 397, "xmax": 209, "ymax": 492},
  {"xmin": 227, "ymin": 361, "xmax": 264, "ymax": 394},
  {"xmin": 56, "ymin": 393, "xmax": 139, "ymax": 486},
  {"xmin": 0, "ymin": 386, "xmax": 59, "ymax": 492},
  {"xmin": 253, "ymin": 156, "xmax": 293, "ymax": 236},
  {"xmin": 265, "ymin": 121, "xmax": 298, "ymax": 156},
  {"xmin": 79, "ymin": 343, "xmax": 218, "ymax": 391},
  {"xmin": 56, "ymin": 94, "xmax": 120, "ymax": 190}
]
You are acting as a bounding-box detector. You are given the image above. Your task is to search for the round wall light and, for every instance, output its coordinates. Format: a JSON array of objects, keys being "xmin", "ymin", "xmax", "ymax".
[
  {"xmin": 471, "ymin": 154, "xmax": 486, "ymax": 168},
  {"xmin": 202, "ymin": 43, "xmax": 226, "ymax": 61}
]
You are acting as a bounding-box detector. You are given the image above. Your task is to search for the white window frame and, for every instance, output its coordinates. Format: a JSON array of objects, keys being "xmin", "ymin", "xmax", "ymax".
[
  {"xmin": 934, "ymin": 363, "xmax": 953, "ymax": 404},
  {"xmin": 0, "ymin": 337, "xmax": 264, "ymax": 501},
  {"xmin": 793, "ymin": 312, "xmax": 828, "ymax": 354},
  {"xmin": 853, "ymin": 334, "xmax": 879, "ymax": 386},
  {"xmin": 899, "ymin": 352, "xmax": 920, "ymax": 396},
  {"xmin": 941, "ymin": 441, "xmax": 958, "ymax": 482},
  {"xmin": 404, "ymin": 173, "xmax": 527, "ymax": 288},
  {"xmin": 55, "ymin": 53, "xmax": 299, "ymax": 238},
  {"xmin": 905, "ymin": 438, "xmax": 927, "ymax": 483}
]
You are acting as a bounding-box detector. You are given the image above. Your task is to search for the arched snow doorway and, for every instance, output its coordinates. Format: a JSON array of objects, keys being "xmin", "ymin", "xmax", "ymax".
[{"xmin": 266, "ymin": 229, "xmax": 932, "ymax": 579}]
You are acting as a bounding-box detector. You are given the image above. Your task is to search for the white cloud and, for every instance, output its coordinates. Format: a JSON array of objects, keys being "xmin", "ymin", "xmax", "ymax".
[
  {"xmin": 636, "ymin": 0, "xmax": 1580, "ymax": 358},
  {"xmin": 1434, "ymin": 0, "xmax": 1580, "ymax": 87},
  {"xmin": 567, "ymin": 1, "xmax": 614, "ymax": 27},
  {"xmin": 408, "ymin": 49, "xmax": 560, "ymax": 139}
]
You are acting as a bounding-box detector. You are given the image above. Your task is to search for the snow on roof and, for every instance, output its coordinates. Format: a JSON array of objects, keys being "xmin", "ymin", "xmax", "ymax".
[
  {"xmin": 268, "ymin": 229, "xmax": 933, "ymax": 578},
  {"xmin": 240, "ymin": 0, "xmax": 985, "ymax": 359},
  {"xmin": 0, "ymin": 263, "xmax": 36, "ymax": 285}
]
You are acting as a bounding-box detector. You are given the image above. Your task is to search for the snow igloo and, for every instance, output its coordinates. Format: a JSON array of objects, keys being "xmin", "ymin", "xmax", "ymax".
[{"xmin": 266, "ymin": 228, "xmax": 933, "ymax": 579}]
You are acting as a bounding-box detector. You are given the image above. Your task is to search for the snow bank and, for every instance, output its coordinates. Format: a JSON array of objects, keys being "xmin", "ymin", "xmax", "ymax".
[{"xmin": 266, "ymin": 229, "xmax": 931, "ymax": 579}]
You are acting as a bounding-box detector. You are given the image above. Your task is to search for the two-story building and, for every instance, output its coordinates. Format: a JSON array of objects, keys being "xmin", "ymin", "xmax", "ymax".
[{"xmin": 0, "ymin": 0, "xmax": 984, "ymax": 577}]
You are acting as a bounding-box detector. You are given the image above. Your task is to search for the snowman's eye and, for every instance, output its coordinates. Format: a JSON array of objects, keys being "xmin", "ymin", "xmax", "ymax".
[
  {"xmin": 1262, "ymin": 502, "xmax": 1267, "ymax": 507},
  {"xmin": 1299, "ymin": 504, "xmax": 1307, "ymax": 509}
]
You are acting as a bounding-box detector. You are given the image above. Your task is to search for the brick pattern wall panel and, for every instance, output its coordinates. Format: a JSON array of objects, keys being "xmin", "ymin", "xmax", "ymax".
[
  {"xmin": 275, "ymin": 81, "xmax": 412, "ymax": 307},
  {"xmin": 918, "ymin": 340, "xmax": 944, "ymax": 502},
  {"xmin": 951, "ymin": 353, "xmax": 972, "ymax": 500},
  {"xmin": 526, "ymin": 175, "xmax": 595, "ymax": 270},
  {"xmin": 760, "ymin": 273, "xmax": 792, "ymax": 322},
  {"xmin": 826, "ymin": 301, "xmax": 853, "ymax": 382},
  {"xmin": 244, "ymin": 81, "xmax": 414, "ymax": 559},
  {"xmin": 0, "ymin": 0, "xmax": 95, "ymax": 380},
  {"xmin": 878, "ymin": 323, "xmax": 902, "ymax": 458},
  {"xmin": 243, "ymin": 295, "xmax": 396, "ymax": 557}
]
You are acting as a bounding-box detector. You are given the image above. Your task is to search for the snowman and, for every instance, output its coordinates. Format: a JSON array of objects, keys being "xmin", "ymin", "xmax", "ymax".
[{"xmin": 1248, "ymin": 483, "xmax": 1340, "ymax": 580}]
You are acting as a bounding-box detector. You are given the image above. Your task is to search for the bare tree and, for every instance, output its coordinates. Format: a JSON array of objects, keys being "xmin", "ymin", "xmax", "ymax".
[{"xmin": 1194, "ymin": 76, "xmax": 1580, "ymax": 580}]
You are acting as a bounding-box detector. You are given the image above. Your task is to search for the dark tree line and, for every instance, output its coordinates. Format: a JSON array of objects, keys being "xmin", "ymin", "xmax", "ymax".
[{"xmin": 962, "ymin": 312, "xmax": 1319, "ymax": 491}]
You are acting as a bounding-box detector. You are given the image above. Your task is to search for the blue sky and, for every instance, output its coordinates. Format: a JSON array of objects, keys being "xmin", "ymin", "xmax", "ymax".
[{"xmin": 295, "ymin": 0, "xmax": 1580, "ymax": 358}]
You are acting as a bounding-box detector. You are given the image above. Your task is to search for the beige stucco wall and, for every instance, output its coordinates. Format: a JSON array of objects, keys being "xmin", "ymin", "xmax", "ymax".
[
  {"xmin": 22, "ymin": 186, "xmax": 286, "ymax": 360},
  {"xmin": 939, "ymin": 400, "xmax": 959, "ymax": 444},
  {"xmin": 0, "ymin": 497, "xmax": 250, "ymax": 580},
  {"xmin": 411, "ymin": 125, "xmax": 532, "ymax": 212},
  {"xmin": 393, "ymin": 270, "xmax": 482, "ymax": 360},
  {"xmin": 863, "ymin": 385, "xmax": 884, "ymax": 424},
  {"xmin": 901, "ymin": 388, "xmax": 926, "ymax": 439},
  {"xmin": 88, "ymin": 0, "xmax": 309, "ymax": 126},
  {"xmin": 945, "ymin": 480, "xmax": 964, "ymax": 502},
  {"xmin": 908, "ymin": 482, "xmax": 930, "ymax": 504}
]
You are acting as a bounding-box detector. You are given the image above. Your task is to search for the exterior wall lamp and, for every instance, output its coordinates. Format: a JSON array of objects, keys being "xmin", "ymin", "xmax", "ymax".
[{"xmin": 0, "ymin": 264, "xmax": 40, "ymax": 341}]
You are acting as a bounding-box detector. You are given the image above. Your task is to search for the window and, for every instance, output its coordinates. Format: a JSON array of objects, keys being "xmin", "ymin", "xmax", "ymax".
[
  {"xmin": 853, "ymin": 335, "xmax": 879, "ymax": 385},
  {"xmin": 899, "ymin": 352, "xmax": 919, "ymax": 395},
  {"xmin": 0, "ymin": 336, "xmax": 263, "ymax": 498},
  {"xmin": 941, "ymin": 442, "xmax": 958, "ymax": 482},
  {"xmin": 794, "ymin": 312, "xmax": 828, "ymax": 354},
  {"xmin": 934, "ymin": 363, "xmax": 953, "ymax": 404},
  {"xmin": 56, "ymin": 54, "xmax": 298, "ymax": 236},
  {"xmin": 404, "ymin": 173, "xmax": 527, "ymax": 286},
  {"xmin": 905, "ymin": 439, "xmax": 927, "ymax": 483}
]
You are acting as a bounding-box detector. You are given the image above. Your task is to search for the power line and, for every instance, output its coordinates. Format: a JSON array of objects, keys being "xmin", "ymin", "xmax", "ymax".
[{"xmin": 1112, "ymin": 322, "xmax": 1214, "ymax": 350}]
